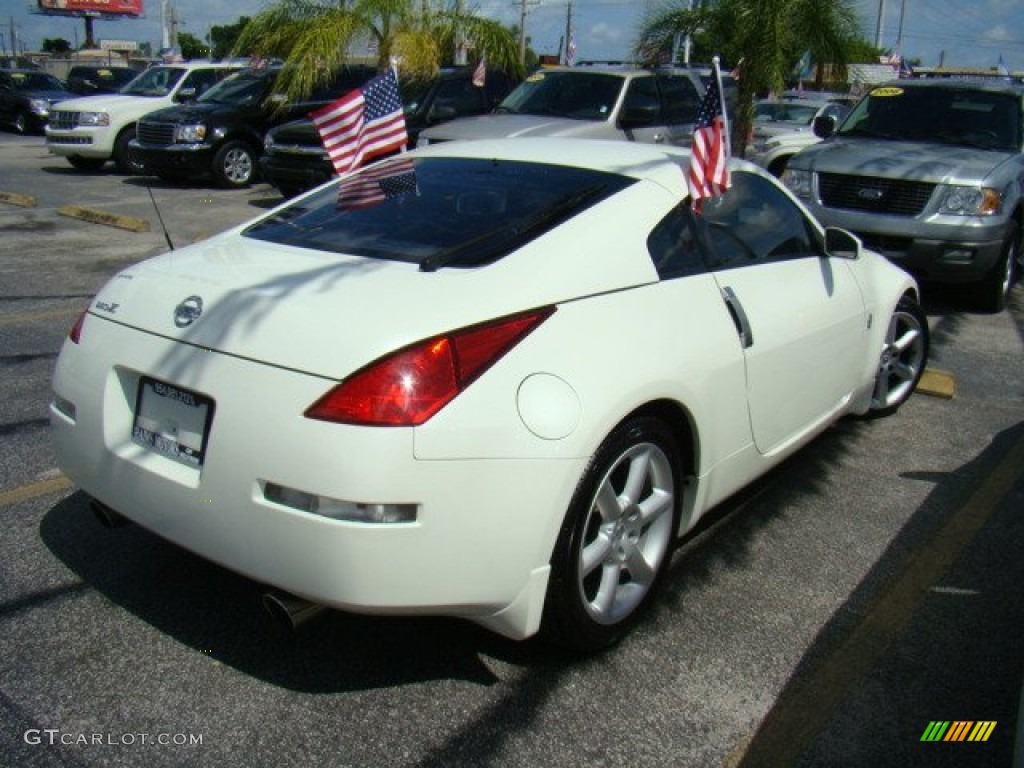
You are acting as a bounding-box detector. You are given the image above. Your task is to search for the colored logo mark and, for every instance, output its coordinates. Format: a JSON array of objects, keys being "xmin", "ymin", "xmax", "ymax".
[{"xmin": 920, "ymin": 721, "xmax": 996, "ymax": 742}]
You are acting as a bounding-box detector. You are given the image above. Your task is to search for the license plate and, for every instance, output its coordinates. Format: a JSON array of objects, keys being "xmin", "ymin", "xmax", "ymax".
[{"xmin": 132, "ymin": 377, "xmax": 214, "ymax": 467}]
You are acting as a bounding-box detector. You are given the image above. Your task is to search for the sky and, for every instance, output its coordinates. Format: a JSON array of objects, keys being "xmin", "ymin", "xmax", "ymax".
[{"xmin": 2, "ymin": 0, "xmax": 1023, "ymax": 73}]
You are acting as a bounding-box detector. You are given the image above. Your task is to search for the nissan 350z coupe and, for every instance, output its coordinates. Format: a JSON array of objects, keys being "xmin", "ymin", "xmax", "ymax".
[{"xmin": 50, "ymin": 138, "xmax": 928, "ymax": 651}]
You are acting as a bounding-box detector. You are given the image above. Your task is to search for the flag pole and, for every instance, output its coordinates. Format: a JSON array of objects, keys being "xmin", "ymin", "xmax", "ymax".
[{"xmin": 712, "ymin": 55, "xmax": 731, "ymax": 160}]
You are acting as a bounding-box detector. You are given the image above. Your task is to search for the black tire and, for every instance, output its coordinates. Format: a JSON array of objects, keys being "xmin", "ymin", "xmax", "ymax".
[
  {"xmin": 212, "ymin": 140, "xmax": 257, "ymax": 188},
  {"xmin": 975, "ymin": 224, "xmax": 1018, "ymax": 313},
  {"xmin": 543, "ymin": 416, "xmax": 681, "ymax": 652},
  {"xmin": 867, "ymin": 295, "xmax": 929, "ymax": 417},
  {"xmin": 67, "ymin": 156, "xmax": 106, "ymax": 171},
  {"xmin": 13, "ymin": 110, "xmax": 29, "ymax": 134},
  {"xmin": 113, "ymin": 127, "xmax": 144, "ymax": 175},
  {"xmin": 767, "ymin": 156, "xmax": 791, "ymax": 177}
]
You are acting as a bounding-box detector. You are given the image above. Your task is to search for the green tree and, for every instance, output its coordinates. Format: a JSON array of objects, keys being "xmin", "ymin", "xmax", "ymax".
[
  {"xmin": 210, "ymin": 17, "xmax": 251, "ymax": 60},
  {"xmin": 178, "ymin": 31, "xmax": 210, "ymax": 60},
  {"xmin": 635, "ymin": 0, "xmax": 862, "ymax": 154},
  {"xmin": 233, "ymin": 0, "xmax": 521, "ymax": 103},
  {"xmin": 42, "ymin": 38, "xmax": 72, "ymax": 54}
]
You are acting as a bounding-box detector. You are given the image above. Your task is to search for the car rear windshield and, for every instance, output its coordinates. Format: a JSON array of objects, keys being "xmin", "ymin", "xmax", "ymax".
[
  {"xmin": 243, "ymin": 156, "xmax": 635, "ymax": 270},
  {"xmin": 496, "ymin": 71, "xmax": 625, "ymax": 121},
  {"xmin": 838, "ymin": 84, "xmax": 1022, "ymax": 150}
]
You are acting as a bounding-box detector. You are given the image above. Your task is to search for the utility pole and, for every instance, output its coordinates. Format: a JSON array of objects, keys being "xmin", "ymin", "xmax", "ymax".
[
  {"xmin": 518, "ymin": 0, "xmax": 528, "ymax": 66},
  {"xmin": 874, "ymin": 0, "xmax": 884, "ymax": 49},
  {"xmin": 454, "ymin": 0, "xmax": 466, "ymax": 66},
  {"xmin": 563, "ymin": 1, "xmax": 572, "ymax": 65}
]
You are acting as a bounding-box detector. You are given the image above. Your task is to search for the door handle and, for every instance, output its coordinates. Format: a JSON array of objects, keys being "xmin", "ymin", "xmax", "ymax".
[{"xmin": 721, "ymin": 286, "xmax": 754, "ymax": 349}]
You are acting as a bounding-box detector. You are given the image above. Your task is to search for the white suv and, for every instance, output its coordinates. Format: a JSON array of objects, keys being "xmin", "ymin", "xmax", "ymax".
[
  {"xmin": 46, "ymin": 61, "xmax": 242, "ymax": 173},
  {"xmin": 418, "ymin": 65, "xmax": 705, "ymax": 147}
]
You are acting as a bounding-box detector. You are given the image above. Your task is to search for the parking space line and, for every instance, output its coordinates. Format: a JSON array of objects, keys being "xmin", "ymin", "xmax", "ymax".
[
  {"xmin": 0, "ymin": 474, "xmax": 74, "ymax": 507},
  {"xmin": 725, "ymin": 428, "xmax": 1024, "ymax": 767}
]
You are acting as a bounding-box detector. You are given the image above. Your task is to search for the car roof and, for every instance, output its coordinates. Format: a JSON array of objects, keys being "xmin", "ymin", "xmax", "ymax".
[{"xmin": 874, "ymin": 77, "xmax": 1024, "ymax": 95}]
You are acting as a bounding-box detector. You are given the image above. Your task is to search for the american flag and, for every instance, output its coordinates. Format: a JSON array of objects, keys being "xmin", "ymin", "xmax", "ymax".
[
  {"xmin": 687, "ymin": 63, "xmax": 730, "ymax": 206},
  {"xmin": 311, "ymin": 68, "xmax": 408, "ymax": 176},
  {"xmin": 565, "ymin": 33, "xmax": 577, "ymax": 66},
  {"xmin": 337, "ymin": 156, "xmax": 418, "ymax": 210}
]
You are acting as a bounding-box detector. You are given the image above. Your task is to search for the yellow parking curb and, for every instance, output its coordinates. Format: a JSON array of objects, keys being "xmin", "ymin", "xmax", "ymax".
[
  {"xmin": 916, "ymin": 368, "xmax": 955, "ymax": 399},
  {"xmin": 0, "ymin": 190, "xmax": 38, "ymax": 208},
  {"xmin": 57, "ymin": 205, "xmax": 150, "ymax": 233}
]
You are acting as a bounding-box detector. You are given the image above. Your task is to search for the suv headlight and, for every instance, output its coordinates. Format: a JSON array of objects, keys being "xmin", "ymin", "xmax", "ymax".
[
  {"xmin": 175, "ymin": 123, "xmax": 207, "ymax": 143},
  {"xmin": 28, "ymin": 98, "xmax": 49, "ymax": 115},
  {"xmin": 938, "ymin": 186, "xmax": 1001, "ymax": 216},
  {"xmin": 782, "ymin": 168, "xmax": 812, "ymax": 199},
  {"xmin": 77, "ymin": 111, "xmax": 110, "ymax": 127}
]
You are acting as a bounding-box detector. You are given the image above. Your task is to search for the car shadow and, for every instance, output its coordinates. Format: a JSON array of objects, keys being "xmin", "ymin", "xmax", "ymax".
[{"xmin": 38, "ymin": 491, "xmax": 574, "ymax": 694}]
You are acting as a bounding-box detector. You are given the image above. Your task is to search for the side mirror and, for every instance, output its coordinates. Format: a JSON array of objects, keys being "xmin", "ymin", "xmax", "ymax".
[
  {"xmin": 813, "ymin": 114, "xmax": 836, "ymax": 139},
  {"xmin": 824, "ymin": 226, "xmax": 862, "ymax": 260},
  {"xmin": 175, "ymin": 86, "xmax": 197, "ymax": 102}
]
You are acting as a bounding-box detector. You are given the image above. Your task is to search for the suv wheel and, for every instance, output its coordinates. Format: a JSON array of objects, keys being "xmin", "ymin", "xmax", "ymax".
[
  {"xmin": 977, "ymin": 224, "xmax": 1019, "ymax": 313},
  {"xmin": 213, "ymin": 141, "xmax": 256, "ymax": 188},
  {"xmin": 13, "ymin": 110, "xmax": 29, "ymax": 134},
  {"xmin": 113, "ymin": 127, "xmax": 144, "ymax": 175}
]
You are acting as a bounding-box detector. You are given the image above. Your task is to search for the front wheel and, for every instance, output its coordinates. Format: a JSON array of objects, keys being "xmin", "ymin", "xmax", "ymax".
[
  {"xmin": 868, "ymin": 295, "xmax": 929, "ymax": 417},
  {"xmin": 543, "ymin": 416, "xmax": 681, "ymax": 651},
  {"xmin": 113, "ymin": 127, "xmax": 144, "ymax": 174},
  {"xmin": 212, "ymin": 141, "xmax": 257, "ymax": 188},
  {"xmin": 975, "ymin": 225, "xmax": 1018, "ymax": 313},
  {"xmin": 13, "ymin": 110, "xmax": 29, "ymax": 134}
]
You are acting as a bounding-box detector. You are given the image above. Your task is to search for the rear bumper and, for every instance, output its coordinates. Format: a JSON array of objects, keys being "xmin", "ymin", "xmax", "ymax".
[{"xmin": 50, "ymin": 316, "xmax": 582, "ymax": 640}]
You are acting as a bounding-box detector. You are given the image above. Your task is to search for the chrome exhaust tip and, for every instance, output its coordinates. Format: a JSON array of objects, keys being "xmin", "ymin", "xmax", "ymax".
[{"xmin": 261, "ymin": 590, "xmax": 328, "ymax": 631}]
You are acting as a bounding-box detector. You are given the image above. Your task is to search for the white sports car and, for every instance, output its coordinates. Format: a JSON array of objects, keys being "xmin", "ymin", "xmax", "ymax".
[{"xmin": 50, "ymin": 139, "xmax": 928, "ymax": 651}]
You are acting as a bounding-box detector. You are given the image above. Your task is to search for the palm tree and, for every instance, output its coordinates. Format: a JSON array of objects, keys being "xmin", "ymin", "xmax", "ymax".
[
  {"xmin": 233, "ymin": 0, "xmax": 522, "ymax": 102},
  {"xmin": 635, "ymin": 0, "xmax": 860, "ymax": 155}
]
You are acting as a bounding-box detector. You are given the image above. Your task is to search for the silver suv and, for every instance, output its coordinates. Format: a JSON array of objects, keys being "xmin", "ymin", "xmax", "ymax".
[
  {"xmin": 418, "ymin": 65, "xmax": 704, "ymax": 147},
  {"xmin": 783, "ymin": 79, "xmax": 1024, "ymax": 311}
]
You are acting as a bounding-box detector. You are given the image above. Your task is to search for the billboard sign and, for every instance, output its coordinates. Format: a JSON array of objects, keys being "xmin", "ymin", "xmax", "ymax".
[{"xmin": 37, "ymin": 0, "xmax": 144, "ymax": 18}]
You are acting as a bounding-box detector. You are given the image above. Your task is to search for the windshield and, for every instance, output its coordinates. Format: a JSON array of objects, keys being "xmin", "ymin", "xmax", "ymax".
[
  {"xmin": 11, "ymin": 72, "xmax": 65, "ymax": 91},
  {"xmin": 121, "ymin": 66, "xmax": 185, "ymax": 97},
  {"xmin": 401, "ymin": 78, "xmax": 434, "ymax": 114},
  {"xmin": 754, "ymin": 101, "xmax": 822, "ymax": 125},
  {"xmin": 837, "ymin": 84, "xmax": 1022, "ymax": 150},
  {"xmin": 243, "ymin": 156, "xmax": 634, "ymax": 268},
  {"xmin": 199, "ymin": 70, "xmax": 274, "ymax": 105},
  {"xmin": 496, "ymin": 71, "xmax": 625, "ymax": 121}
]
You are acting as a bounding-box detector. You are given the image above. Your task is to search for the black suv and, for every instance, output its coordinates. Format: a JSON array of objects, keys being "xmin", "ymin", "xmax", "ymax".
[
  {"xmin": 65, "ymin": 65, "xmax": 138, "ymax": 96},
  {"xmin": 260, "ymin": 66, "xmax": 518, "ymax": 197},
  {"xmin": 0, "ymin": 69, "xmax": 75, "ymax": 134},
  {"xmin": 132, "ymin": 65, "xmax": 376, "ymax": 188}
]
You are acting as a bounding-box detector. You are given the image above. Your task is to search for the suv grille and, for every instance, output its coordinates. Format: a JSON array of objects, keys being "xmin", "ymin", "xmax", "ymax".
[
  {"xmin": 137, "ymin": 121, "xmax": 175, "ymax": 146},
  {"xmin": 818, "ymin": 172, "xmax": 935, "ymax": 216},
  {"xmin": 49, "ymin": 111, "xmax": 78, "ymax": 131}
]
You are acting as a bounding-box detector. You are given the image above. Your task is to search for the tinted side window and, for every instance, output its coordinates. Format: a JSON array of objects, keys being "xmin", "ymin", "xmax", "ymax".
[
  {"xmin": 647, "ymin": 203, "xmax": 707, "ymax": 279},
  {"xmin": 434, "ymin": 78, "xmax": 485, "ymax": 115},
  {"xmin": 181, "ymin": 68, "xmax": 222, "ymax": 97},
  {"xmin": 659, "ymin": 75, "xmax": 702, "ymax": 124},
  {"xmin": 622, "ymin": 76, "xmax": 661, "ymax": 122},
  {"xmin": 698, "ymin": 172, "xmax": 818, "ymax": 269}
]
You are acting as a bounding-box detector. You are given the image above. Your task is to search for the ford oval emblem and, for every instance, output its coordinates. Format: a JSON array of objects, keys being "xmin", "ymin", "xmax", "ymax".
[
  {"xmin": 174, "ymin": 295, "xmax": 204, "ymax": 328},
  {"xmin": 857, "ymin": 188, "xmax": 885, "ymax": 201}
]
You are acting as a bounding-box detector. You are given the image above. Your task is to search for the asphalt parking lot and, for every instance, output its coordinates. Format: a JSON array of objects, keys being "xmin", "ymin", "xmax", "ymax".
[{"xmin": 1, "ymin": 131, "xmax": 1023, "ymax": 768}]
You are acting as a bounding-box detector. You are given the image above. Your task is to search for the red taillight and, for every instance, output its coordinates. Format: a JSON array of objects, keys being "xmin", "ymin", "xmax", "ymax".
[
  {"xmin": 68, "ymin": 310, "xmax": 88, "ymax": 344},
  {"xmin": 305, "ymin": 307, "xmax": 555, "ymax": 426}
]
